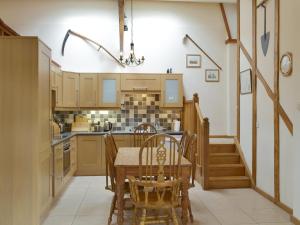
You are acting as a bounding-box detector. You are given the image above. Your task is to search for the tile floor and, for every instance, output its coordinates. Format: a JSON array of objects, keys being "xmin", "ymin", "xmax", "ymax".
[{"xmin": 42, "ymin": 176, "xmax": 293, "ymax": 225}]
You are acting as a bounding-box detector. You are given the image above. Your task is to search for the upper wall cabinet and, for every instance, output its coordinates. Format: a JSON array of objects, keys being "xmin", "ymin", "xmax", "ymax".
[
  {"xmin": 51, "ymin": 63, "xmax": 63, "ymax": 108},
  {"xmin": 80, "ymin": 74, "xmax": 97, "ymax": 108},
  {"xmin": 98, "ymin": 74, "xmax": 120, "ymax": 108},
  {"xmin": 121, "ymin": 74, "xmax": 161, "ymax": 92},
  {"xmin": 62, "ymin": 72, "xmax": 79, "ymax": 108},
  {"xmin": 161, "ymin": 74, "xmax": 183, "ymax": 108}
]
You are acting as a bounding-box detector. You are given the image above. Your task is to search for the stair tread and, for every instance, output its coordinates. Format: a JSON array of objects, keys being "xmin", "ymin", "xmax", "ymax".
[
  {"xmin": 209, "ymin": 164, "xmax": 244, "ymax": 168},
  {"xmin": 209, "ymin": 176, "xmax": 250, "ymax": 181},
  {"xmin": 210, "ymin": 153, "xmax": 239, "ymax": 156}
]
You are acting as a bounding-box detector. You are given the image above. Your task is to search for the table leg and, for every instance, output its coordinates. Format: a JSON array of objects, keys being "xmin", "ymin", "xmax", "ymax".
[
  {"xmin": 116, "ymin": 167, "xmax": 125, "ymax": 225},
  {"xmin": 181, "ymin": 169, "xmax": 190, "ymax": 225}
]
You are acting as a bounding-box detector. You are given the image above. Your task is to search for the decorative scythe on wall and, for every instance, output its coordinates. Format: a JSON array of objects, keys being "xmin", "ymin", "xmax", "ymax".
[{"xmin": 61, "ymin": 29, "xmax": 125, "ymax": 67}]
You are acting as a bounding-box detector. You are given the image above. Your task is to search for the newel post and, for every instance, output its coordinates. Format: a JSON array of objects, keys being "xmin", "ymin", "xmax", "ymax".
[
  {"xmin": 202, "ymin": 117, "xmax": 210, "ymax": 190},
  {"xmin": 193, "ymin": 93, "xmax": 199, "ymax": 134}
]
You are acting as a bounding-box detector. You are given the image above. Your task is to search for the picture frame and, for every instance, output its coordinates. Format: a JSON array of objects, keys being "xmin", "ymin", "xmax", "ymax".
[
  {"xmin": 205, "ymin": 69, "xmax": 220, "ymax": 82},
  {"xmin": 186, "ymin": 54, "xmax": 201, "ymax": 68},
  {"xmin": 240, "ymin": 69, "xmax": 252, "ymax": 95}
]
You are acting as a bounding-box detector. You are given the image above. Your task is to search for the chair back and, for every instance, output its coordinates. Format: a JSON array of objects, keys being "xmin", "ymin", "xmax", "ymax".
[
  {"xmin": 180, "ymin": 131, "xmax": 190, "ymax": 156},
  {"xmin": 133, "ymin": 123, "xmax": 157, "ymax": 147},
  {"xmin": 128, "ymin": 134, "xmax": 182, "ymax": 207},
  {"xmin": 104, "ymin": 133, "xmax": 118, "ymax": 191}
]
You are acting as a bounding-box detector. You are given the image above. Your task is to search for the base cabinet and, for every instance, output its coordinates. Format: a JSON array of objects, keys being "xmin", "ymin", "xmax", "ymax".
[
  {"xmin": 77, "ymin": 135, "xmax": 105, "ymax": 175},
  {"xmin": 113, "ymin": 135, "xmax": 132, "ymax": 148},
  {"xmin": 53, "ymin": 143, "xmax": 64, "ymax": 196}
]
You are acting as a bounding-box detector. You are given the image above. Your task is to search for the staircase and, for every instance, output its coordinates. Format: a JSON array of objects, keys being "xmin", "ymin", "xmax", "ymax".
[{"xmin": 208, "ymin": 143, "xmax": 251, "ymax": 189}]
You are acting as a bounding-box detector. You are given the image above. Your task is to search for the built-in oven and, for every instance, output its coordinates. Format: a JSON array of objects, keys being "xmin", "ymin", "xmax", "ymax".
[{"xmin": 63, "ymin": 140, "xmax": 71, "ymax": 176}]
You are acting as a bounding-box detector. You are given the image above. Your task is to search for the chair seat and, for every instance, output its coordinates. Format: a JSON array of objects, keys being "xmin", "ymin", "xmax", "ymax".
[{"xmin": 134, "ymin": 190, "xmax": 180, "ymax": 209}]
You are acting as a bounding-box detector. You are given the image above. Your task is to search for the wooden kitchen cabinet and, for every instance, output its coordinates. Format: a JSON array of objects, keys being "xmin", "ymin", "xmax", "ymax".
[
  {"xmin": 98, "ymin": 74, "xmax": 120, "ymax": 107},
  {"xmin": 39, "ymin": 150, "xmax": 53, "ymax": 218},
  {"xmin": 70, "ymin": 137, "xmax": 78, "ymax": 174},
  {"xmin": 62, "ymin": 72, "xmax": 79, "ymax": 108},
  {"xmin": 53, "ymin": 143, "xmax": 64, "ymax": 196},
  {"xmin": 161, "ymin": 74, "xmax": 183, "ymax": 107},
  {"xmin": 121, "ymin": 74, "xmax": 161, "ymax": 91},
  {"xmin": 113, "ymin": 134, "xmax": 132, "ymax": 148},
  {"xmin": 77, "ymin": 135, "xmax": 105, "ymax": 175},
  {"xmin": 51, "ymin": 63, "xmax": 63, "ymax": 108},
  {"xmin": 80, "ymin": 73, "xmax": 97, "ymax": 107}
]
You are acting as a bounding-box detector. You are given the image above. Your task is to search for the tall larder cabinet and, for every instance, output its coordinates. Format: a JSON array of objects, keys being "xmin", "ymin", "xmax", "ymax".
[{"xmin": 0, "ymin": 37, "xmax": 51, "ymax": 225}]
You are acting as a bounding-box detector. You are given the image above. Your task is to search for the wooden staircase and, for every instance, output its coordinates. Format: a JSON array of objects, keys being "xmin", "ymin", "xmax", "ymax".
[{"xmin": 208, "ymin": 144, "xmax": 251, "ymax": 189}]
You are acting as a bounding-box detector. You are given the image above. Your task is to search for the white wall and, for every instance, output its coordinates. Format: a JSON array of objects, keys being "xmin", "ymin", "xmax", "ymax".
[
  {"xmin": 239, "ymin": 0, "xmax": 300, "ymax": 220},
  {"xmin": 0, "ymin": 0, "xmax": 233, "ymax": 134}
]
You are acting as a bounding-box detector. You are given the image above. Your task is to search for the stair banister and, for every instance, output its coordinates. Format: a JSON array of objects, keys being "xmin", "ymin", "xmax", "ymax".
[{"xmin": 193, "ymin": 93, "xmax": 210, "ymax": 190}]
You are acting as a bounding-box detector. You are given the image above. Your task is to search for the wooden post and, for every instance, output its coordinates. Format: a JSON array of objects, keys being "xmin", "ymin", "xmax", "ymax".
[
  {"xmin": 202, "ymin": 118, "xmax": 210, "ymax": 190},
  {"xmin": 193, "ymin": 93, "xmax": 199, "ymax": 135}
]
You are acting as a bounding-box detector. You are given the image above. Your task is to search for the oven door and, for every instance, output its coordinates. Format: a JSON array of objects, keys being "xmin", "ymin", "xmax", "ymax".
[{"xmin": 63, "ymin": 148, "xmax": 71, "ymax": 176}]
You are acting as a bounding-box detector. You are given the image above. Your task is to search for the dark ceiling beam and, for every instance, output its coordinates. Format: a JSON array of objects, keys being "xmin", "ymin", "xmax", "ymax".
[{"xmin": 118, "ymin": 0, "xmax": 124, "ymax": 54}]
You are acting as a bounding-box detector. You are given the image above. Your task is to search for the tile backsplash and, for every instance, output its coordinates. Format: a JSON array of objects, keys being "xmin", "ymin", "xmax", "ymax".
[{"xmin": 54, "ymin": 93, "xmax": 181, "ymax": 131}]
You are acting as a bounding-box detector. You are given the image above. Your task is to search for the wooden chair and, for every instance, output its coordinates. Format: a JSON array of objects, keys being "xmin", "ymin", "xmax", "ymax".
[
  {"xmin": 127, "ymin": 134, "xmax": 183, "ymax": 225},
  {"xmin": 133, "ymin": 123, "xmax": 157, "ymax": 147},
  {"xmin": 181, "ymin": 133, "xmax": 197, "ymax": 222},
  {"xmin": 104, "ymin": 133, "xmax": 131, "ymax": 225},
  {"xmin": 180, "ymin": 131, "xmax": 190, "ymax": 157}
]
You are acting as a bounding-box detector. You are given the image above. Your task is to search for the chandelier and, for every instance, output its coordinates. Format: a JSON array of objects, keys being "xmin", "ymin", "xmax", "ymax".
[{"xmin": 119, "ymin": 0, "xmax": 145, "ymax": 66}]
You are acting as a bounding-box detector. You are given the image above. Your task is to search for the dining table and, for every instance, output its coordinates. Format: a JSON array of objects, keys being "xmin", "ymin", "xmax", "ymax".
[{"xmin": 114, "ymin": 147, "xmax": 192, "ymax": 225}]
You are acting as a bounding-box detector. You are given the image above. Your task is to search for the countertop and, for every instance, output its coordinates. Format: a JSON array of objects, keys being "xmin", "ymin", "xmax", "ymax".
[{"xmin": 51, "ymin": 130, "xmax": 183, "ymax": 146}]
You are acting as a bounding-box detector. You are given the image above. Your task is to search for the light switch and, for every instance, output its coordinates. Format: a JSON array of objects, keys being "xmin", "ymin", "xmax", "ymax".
[
  {"xmin": 256, "ymin": 121, "xmax": 260, "ymax": 128},
  {"xmin": 297, "ymin": 103, "xmax": 300, "ymax": 111}
]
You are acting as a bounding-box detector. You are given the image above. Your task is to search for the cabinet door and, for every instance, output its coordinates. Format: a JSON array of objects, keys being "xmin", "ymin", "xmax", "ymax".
[
  {"xmin": 161, "ymin": 74, "xmax": 183, "ymax": 107},
  {"xmin": 121, "ymin": 74, "xmax": 161, "ymax": 91},
  {"xmin": 80, "ymin": 74, "xmax": 97, "ymax": 107},
  {"xmin": 55, "ymin": 72, "xmax": 63, "ymax": 107},
  {"xmin": 53, "ymin": 144, "xmax": 63, "ymax": 196},
  {"xmin": 70, "ymin": 137, "xmax": 77, "ymax": 174},
  {"xmin": 113, "ymin": 135, "xmax": 132, "ymax": 148},
  {"xmin": 39, "ymin": 150, "xmax": 52, "ymax": 214},
  {"xmin": 62, "ymin": 72, "xmax": 79, "ymax": 107},
  {"xmin": 98, "ymin": 74, "xmax": 120, "ymax": 107},
  {"xmin": 77, "ymin": 136, "xmax": 102, "ymax": 175}
]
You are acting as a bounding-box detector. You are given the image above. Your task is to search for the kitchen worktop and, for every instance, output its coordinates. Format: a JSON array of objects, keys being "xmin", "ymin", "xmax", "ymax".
[{"xmin": 51, "ymin": 130, "xmax": 183, "ymax": 146}]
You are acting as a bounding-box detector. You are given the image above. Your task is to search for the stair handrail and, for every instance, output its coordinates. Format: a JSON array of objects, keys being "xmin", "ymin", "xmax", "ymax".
[{"xmin": 193, "ymin": 93, "xmax": 210, "ymax": 190}]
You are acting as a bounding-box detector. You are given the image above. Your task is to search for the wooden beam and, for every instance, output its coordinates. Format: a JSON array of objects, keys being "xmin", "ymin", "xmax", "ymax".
[
  {"xmin": 118, "ymin": 0, "xmax": 125, "ymax": 54},
  {"xmin": 185, "ymin": 34, "xmax": 223, "ymax": 70},
  {"xmin": 220, "ymin": 3, "xmax": 232, "ymax": 40},
  {"xmin": 274, "ymin": 0, "xmax": 280, "ymax": 202},
  {"xmin": 237, "ymin": 0, "xmax": 241, "ymax": 141},
  {"xmin": 0, "ymin": 18, "xmax": 19, "ymax": 36},
  {"xmin": 252, "ymin": 0, "xmax": 257, "ymax": 185},
  {"xmin": 225, "ymin": 39, "xmax": 237, "ymax": 44},
  {"xmin": 279, "ymin": 103, "xmax": 293, "ymax": 135}
]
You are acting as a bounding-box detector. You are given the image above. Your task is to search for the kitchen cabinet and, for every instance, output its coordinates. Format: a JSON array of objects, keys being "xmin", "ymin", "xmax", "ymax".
[
  {"xmin": 121, "ymin": 74, "xmax": 161, "ymax": 91},
  {"xmin": 161, "ymin": 74, "xmax": 183, "ymax": 107},
  {"xmin": 51, "ymin": 63, "xmax": 63, "ymax": 108},
  {"xmin": 77, "ymin": 135, "xmax": 105, "ymax": 175},
  {"xmin": 62, "ymin": 72, "xmax": 79, "ymax": 108},
  {"xmin": 113, "ymin": 134, "xmax": 132, "ymax": 148},
  {"xmin": 80, "ymin": 73, "xmax": 97, "ymax": 107},
  {"xmin": 39, "ymin": 150, "xmax": 53, "ymax": 218},
  {"xmin": 70, "ymin": 137, "xmax": 78, "ymax": 174},
  {"xmin": 98, "ymin": 74, "xmax": 120, "ymax": 107},
  {"xmin": 53, "ymin": 143, "xmax": 64, "ymax": 196},
  {"xmin": 0, "ymin": 37, "xmax": 52, "ymax": 225}
]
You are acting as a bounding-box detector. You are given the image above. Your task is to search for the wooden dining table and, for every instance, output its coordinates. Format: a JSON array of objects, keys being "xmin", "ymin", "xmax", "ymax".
[{"xmin": 114, "ymin": 147, "xmax": 192, "ymax": 225}]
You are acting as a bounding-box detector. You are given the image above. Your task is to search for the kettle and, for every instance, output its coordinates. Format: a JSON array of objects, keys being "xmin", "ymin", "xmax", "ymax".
[{"xmin": 104, "ymin": 121, "xmax": 113, "ymax": 132}]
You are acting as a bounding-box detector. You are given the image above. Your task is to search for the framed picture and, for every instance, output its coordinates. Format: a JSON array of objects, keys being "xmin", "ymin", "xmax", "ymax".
[
  {"xmin": 186, "ymin": 54, "xmax": 201, "ymax": 68},
  {"xmin": 205, "ymin": 69, "xmax": 219, "ymax": 82},
  {"xmin": 240, "ymin": 69, "xmax": 252, "ymax": 94}
]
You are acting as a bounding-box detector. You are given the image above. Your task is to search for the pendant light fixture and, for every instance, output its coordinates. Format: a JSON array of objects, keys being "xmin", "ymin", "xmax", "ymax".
[{"xmin": 119, "ymin": 0, "xmax": 145, "ymax": 66}]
